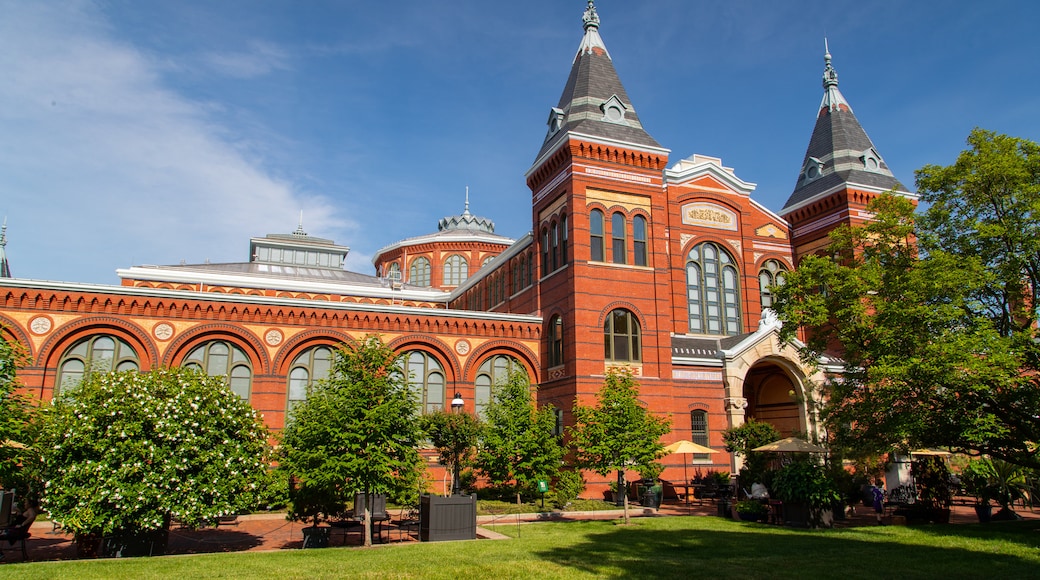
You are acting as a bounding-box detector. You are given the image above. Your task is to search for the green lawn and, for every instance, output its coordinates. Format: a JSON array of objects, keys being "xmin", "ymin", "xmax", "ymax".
[{"xmin": 3, "ymin": 517, "xmax": 1038, "ymax": 579}]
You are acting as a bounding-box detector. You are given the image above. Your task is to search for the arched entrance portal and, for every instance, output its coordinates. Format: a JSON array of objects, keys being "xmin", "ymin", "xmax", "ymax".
[{"xmin": 742, "ymin": 363, "xmax": 802, "ymax": 437}]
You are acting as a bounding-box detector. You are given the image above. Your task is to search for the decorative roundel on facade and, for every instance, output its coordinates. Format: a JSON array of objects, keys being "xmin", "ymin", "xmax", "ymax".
[
  {"xmin": 153, "ymin": 322, "xmax": 174, "ymax": 341},
  {"xmin": 29, "ymin": 316, "xmax": 52, "ymax": 335},
  {"xmin": 265, "ymin": 329, "xmax": 284, "ymax": 346},
  {"xmin": 455, "ymin": 339, "xmax": 471, "ymax": 355}
]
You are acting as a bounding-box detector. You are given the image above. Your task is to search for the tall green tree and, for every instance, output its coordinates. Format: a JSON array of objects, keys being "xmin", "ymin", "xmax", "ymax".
[
  {"xmin": 0, "ymin": 332, "xmax": 35, "ymax": 491},
  {"xmin": 421, "ymin": 408, "xmax": 482, "ymax": 496},
  {"xmin": 278, "ymin": 336, "xmax": 423, "ymax": 546},
  {"xmin": 39, "ymin": 367, "xmax": 270, "ymax": 544},
  {"xmin": 570, "ymin": 369, "xmax": 670, "ymax": 523},
  {"xmin": 476, "ymin": 371, "xmax": 563, "ymax": 503},
  {"xmin": 774, "ymin": 131, "xmax": 1040, "ymax": 469}
]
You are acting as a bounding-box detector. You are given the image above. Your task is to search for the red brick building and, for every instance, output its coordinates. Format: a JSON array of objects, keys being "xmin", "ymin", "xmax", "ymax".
[{"xmin": 0, "ymin": 3, "xmax": 912, "ymax": 488}]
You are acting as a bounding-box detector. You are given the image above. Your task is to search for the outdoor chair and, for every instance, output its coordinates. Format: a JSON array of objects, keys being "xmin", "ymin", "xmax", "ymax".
[{"xmin": 351, "ymin": 493, "xmax": 390, "ymax": 544}]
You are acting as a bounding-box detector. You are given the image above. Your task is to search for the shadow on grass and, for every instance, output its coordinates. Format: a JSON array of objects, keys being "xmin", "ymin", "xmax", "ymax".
[
  {"xmin": 903, "ymin": 519, "xmax": 1040, "ymax": 549},
  {"xmin": 530, "ymin": 519, "xmax": 1040, "ymax": 579},
  {"xmin": 165, "ymin": 528, "xmax": 264, "ymax": 555}
]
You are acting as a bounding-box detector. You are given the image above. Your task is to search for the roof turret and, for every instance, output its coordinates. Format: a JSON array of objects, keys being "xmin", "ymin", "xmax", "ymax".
[
  {"xmin": 534, "ymin": 1, "xmax": 661, "ymax": 162},
  {"xmin": 781, "ymin": 42, "xmax": 909, "ymax": 215},
  {"xmin": 438, "ymin": 187, "xmax": 496, "ymax": 234}
]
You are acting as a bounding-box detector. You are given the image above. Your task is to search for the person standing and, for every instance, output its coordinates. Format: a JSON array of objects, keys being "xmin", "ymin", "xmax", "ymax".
[{"xmin": 871, "ymin": 481, "xmax": 885, "ymax": 525}]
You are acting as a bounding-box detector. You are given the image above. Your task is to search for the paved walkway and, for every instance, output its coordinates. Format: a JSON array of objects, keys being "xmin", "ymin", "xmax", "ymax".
[{"xmin": 5, "ymin": 502, "xmax": 1037, "ymax": 564}]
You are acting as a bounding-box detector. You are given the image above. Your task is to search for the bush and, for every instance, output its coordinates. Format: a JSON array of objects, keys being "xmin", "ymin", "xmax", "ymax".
[
  {"xmin": 550, "ymin": 470, "xmax": 585, "ymax": 509},
  {"xmin": 735, "ymin": 499, "xmax": 769, "ymax": 515},
  {"xmin": 40, "ymin": 367, "xmax": 271, "ymax": 538}
]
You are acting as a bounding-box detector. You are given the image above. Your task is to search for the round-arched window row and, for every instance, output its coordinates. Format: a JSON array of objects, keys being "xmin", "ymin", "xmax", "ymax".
[
  {"xmin": 56, "ymin": 334, "xmax": 141, "ymax": 394},
  {"xmin": 687, "ymin": 242, "xmax": 741, "ymax": 336},
  {"xmin": 183, "ymin": 340, "xmax": 253, "ymax": 401}
]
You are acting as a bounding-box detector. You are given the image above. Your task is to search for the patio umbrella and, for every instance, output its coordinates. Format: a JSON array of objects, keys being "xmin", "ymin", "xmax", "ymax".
[
  {"xmin": 910, "ymin": 449, "xmax": 952, "ymax": 457},
  {"xmin": 751, "ymin": 436, "xmax": 827, "ymax": 453},
  {"xmin": 664, "ymin": 440, "xmax": 717, "ymax": 505},
  {"xmin": 1, "ymin": 439, "xmax": 26, "ymax": 449}
]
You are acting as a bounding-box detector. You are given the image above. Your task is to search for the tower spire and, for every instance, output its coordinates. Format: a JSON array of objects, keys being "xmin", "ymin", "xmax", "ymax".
[
  {"xmin": 820, "ymin": 39, "xmax": 850, "ymax": 113},
  {"xmin": 0, "ymin": 217, "xmax": 11, "ymax": 278}
]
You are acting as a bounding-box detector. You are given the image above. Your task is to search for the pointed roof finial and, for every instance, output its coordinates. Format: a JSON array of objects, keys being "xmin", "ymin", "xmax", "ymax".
[
  {"xmin": 582, "ymin": 1, "xmax": 600, "ymax": 31},
  {"xmin": 0, "ymin": 217, "xmax": 10, "ymax": 278},
  {"xmin": 464, "ymin": 186, "xmax": 471, "ymax": 215},
  {"xmin": 819, "ymin": 39, "xmax": 850, "ymax": 113},
  {"xmin": 823, "ymin": 38, "xmax": 838, "ymax": 89},
  {"xmin": 292, "ymin": 211, "xmax": 308, "ymax": 237}
]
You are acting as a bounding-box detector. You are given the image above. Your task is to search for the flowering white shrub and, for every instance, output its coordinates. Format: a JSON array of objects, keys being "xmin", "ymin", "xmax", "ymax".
[{"xmin": 40, "ymin": 367, "xmax": 271, "ymax": 537}]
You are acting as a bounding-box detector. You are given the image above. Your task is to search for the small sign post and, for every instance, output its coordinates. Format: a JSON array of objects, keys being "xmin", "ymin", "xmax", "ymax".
[{"xmin": 537, "ymin": 479, "xmax": 549, "ymax": 510}]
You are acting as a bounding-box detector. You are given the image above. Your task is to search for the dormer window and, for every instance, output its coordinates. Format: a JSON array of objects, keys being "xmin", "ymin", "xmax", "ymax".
[
  {"xmin": 600, "ymin": 95, "xmax": 628, "ymax": 124},
  {"xmin": 860, "ymin": 148, "xmax": 882, "ymax": 172},
  {"xmin": 802, "ymin": 157, "xmax": 824, "ymax": 182},
  {"xmin": 546, "ymin": 107, "xmax": 565, "ymax": 138}
]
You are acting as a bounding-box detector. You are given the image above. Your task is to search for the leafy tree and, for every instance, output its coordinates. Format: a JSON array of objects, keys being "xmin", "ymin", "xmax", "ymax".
[
  {"xmin": 774, "ymin": 131, "xmax": 1040, "ymax": 469},
  {"xmin": 421, "ymin": 408, "xmax": 482, "ymax": 496},
  {"xmin": 722, "ymin": 419, "xmax": 781, "ymax": 486},
  {"xmin": 476, "ymin": 371, "xmax": 563, "ymax": 503},
  {"xmin": 39, "ymin": 367, "xmax": 270, "ymax": 544},
  {"xmin": 570, "ymin": 369, "xmax": 670, "ymax": 523},
  {"xmin": 278, "ymin": 336, "xmax": 423, "ymax": 546},
  {"xmin": 0, "ymin": 332, "xmax": 36, "ymax": 492}
]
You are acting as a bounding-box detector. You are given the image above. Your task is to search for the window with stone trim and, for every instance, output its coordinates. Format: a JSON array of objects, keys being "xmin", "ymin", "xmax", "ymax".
[
  {"xmin": 56, "ymin": 334, "xmax": 140, "ymax": 393},
  {"xmin": 409, "ymin": 257, "xmax": 431, "ymax": 287},
  {"xmin": 604, "ymin": 309, "xmax": 641, "ymax": 363},
  {"xmin": 402, "ymin": 350, "xmax": 446, "ymax": 414},
  {"xmin": 611, "ymin": 212, "xmax": 627, "ymax": 264},
  {"xmin": 443, "ymin": 254, "xmax": 469, "ymax": 286},
  {"xmin": 690, "ymin": 409, "xmax": 711, "ymax": 462},
  {"xmin": 590, "ymin": 209, "xmax": 605, "ymax": 262},
  {"xmin": 183, "ymin": 340, "xmax": 253, "ymax": 400},
  {"xmin": 633, "ymin": 214, "xmax": 648, "ymax": 267},
  {"xmin": 686, "ymin": 242, "xmax": 741, "ymax": 336},
  {"xmin": 474, "ymin": 355, "xmax": 526, "ymax": 417},
  {"xmin": 287, "ymin": 345, "xmax": 333, "ymax": 412},
  {"xmin": 758, "ymin": 259, "xmax": 787, "ymax": 309},
  {"xmin": 548, "ymin": 315, "xmax": 564, "ymax": 368}
]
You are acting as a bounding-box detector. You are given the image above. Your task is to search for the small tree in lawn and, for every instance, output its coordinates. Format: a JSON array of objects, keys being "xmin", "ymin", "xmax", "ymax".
[
  {"xmin": 39, "ymin": 367, "xmax": 270, "ymax": 552},
  {"xmin": 278, "ymin": 336, "xmax": 423, "ymax": 547},
  {"xmin": 570, "ymin": 369, "xmax": 670, "ymax": 523},
  {"xmin": 421, "ymin": 409, "xmax": 481, "ymax": 496},
  {"xmin": 476, "ymin": 371, "xmax": 563, "ymax": 504}
]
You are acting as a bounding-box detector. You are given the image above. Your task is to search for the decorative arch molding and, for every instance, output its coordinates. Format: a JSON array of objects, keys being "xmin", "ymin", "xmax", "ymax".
[
  {"xmin": 687, "ymin": 401, "xmax": 710, "ymax": 412},
  {"xmin": 462, "ymin": 340, "xmax": 539, "ymax": 385},
  {"xmin": 0, "ymin": 314, "xmax": 32, "ymax": 358},
  {"xmin": 162, "ymin": 323, "xmax": 269, "ymax": 374},
  {"xmin": 272, "ymin": 329, "xmax": 352, "ymax": 375},
  {"xmin": 36, "ymin": 316, "xmax": 158, "ymax": 370},
  {"xmin": 679, "ymin": 234, "xmax": 739, "ymax": 259},
  {"xmin": 597, "ymin": 301, "xmax": 647, "ymax": 329},
  {"xmin": 387, "ymin": 334, "xmax": 461, "ymax": 383}
]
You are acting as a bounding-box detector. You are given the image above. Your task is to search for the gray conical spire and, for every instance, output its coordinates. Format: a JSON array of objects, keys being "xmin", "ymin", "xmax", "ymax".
[
  {"xmin": 781, "ymin": 43, "xmax": 908, "ymax": 214},
  {"xmin": 438, "ymin": 187, "xmax": 495, "ymax": 233},
  {"xmin": 534, "ymin": 1, "xmax": 660, "ymax": 161}
]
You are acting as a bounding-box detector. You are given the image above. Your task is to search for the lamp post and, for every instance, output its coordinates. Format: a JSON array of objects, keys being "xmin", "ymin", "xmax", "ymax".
[{"xmin": 450, "ymin": 392, "xmax": 464, "ymax": 495}]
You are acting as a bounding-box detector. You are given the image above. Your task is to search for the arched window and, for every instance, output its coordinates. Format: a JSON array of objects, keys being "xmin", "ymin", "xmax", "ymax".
[
  {"xmin": 474, "ymin": 355, "xmax": 525, "ymax": 417},
  {"xmin": 541, "ymin": 228, "xmax": 550, "ymax": 276},
  {"xmin": 551, "ymin": 221, "xmax": 560, "ymax": 271},
  {"xmin": 386, "ymin": 262, "xmax": 402, "ymax": 283},
  {"xmin": 548, "ymin": 315, "xmax": 564, "ymax": 368},
  {"xmin": 611, "ymin": 212, "xmax": 626, "ymax": 264},
  {"xmin": 690, "ymin": 410, "xmax": 710, "ymax": 462},
  {"xmin": 759, "ymin": 259, "xmax": 788, "ymax": 309},
  {"xmin": 287, "ymin": 345, "xmax": 333, "ymax": 412},
  {"xmin": 56, "ymin": 334, "xmax": 141, "ymax": 393},
  {"xmin": 409, "ymin": 257, "xmax": 431, "ymax": 287},
  {"xmin": 183, "ymin": 340, "xmax": 253, "ymax": 400},
  {"xmin": 403, "ymin": 351, "xmax": 446, "ymax": 414},
  {"xmin": 633, "ymin": 215, "xmax": 648, "ymax": 267},
  {"xmin": 482, "ymin": 256, "xmax": 494, "ymax": 268},
  {"xmin": 525, "ymin": 252, "xmax": 533, "ymax": 287},
  {"xmin": 560, "ymin": 213, "xmax": 569, "ymax": 266},
  {"xmin": 443, "ymin": 254, "xmax": 469, "ymax": 286},
  {"xmin": 590, "ymin": 209, "xmax": 605, "ymax": 262},
  {"xmin": 518, "ymin": 255, "xmax": 527, "ymax": 289},
  {"xmin": 604, "ymin": 309, "xmax": 641, "ymax": 362},
  {"xmin": 687, "ymin": 242, "xmax": 741, "ymax": 335}
]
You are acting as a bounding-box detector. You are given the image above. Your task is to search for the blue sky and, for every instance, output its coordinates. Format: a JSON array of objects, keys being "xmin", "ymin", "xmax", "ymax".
[{"xmin": 2, "ymin": 0, "xmax": 1039, "ymax": 285}]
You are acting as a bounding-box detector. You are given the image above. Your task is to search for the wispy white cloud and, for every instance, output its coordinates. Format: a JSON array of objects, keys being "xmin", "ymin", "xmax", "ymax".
[
  {"xmin": 0, "ymin": 1, "xmax": 351, "ymax": 283},
  {"xmin": 200, "ymin": 41, "xmax": 291, "ymax": 79}
]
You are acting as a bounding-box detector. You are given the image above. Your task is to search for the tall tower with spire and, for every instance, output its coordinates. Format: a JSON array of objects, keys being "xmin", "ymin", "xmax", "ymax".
[
  {"xmin": 780, "ymin": 43, "xmax": 915, "ymax": 259},
  {"xmin": 526, "ymin": 0, "xmax": 672, "ymax": 414}
]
